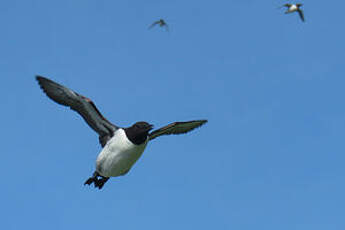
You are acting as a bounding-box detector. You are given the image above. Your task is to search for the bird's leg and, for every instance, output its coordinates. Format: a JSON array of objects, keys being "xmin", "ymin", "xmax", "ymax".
[
  {"xmin": 95, "ymin": 176, "xmax": 109, "ymax": 189},
  {"xmin": 84, "ymin": 171, "xmax": 100, "ymax": 186}
]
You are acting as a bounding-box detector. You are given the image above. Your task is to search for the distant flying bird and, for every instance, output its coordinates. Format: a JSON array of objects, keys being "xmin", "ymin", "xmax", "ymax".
[
  {"xmin": 149, "ymin": 19, "xmax": 169, "ymax": 31},
  {"xmin": 281, "ymin": 3, "xmax": 305, "ymax": 22},
  {"xmin": 36, "ymin": 76, "xmax": 207, "ymax": 189}
]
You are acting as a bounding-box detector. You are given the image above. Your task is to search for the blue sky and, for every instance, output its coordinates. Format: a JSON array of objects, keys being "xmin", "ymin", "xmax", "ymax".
[{"xmin": 1, "ymin": 0, "xmax": 345, "ymax": 229}]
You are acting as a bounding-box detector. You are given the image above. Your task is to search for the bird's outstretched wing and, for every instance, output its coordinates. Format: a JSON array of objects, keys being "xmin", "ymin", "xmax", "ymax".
[
  {"xmin": 148, "ymin": 21, "xmax": 160, "ymax": 29},
  {"xmin": 36, "ymin": 76, "xmax": 118, "ymax": 147},
  {"xmin": 149, "ymin": 120, "xmax": 207, "ymax": 141},
  {"xmin": 297, "ymin": 9, "xmax": 305, "ymax": 22}
]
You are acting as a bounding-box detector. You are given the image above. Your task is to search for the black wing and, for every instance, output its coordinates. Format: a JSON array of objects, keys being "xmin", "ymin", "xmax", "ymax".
[
  {"xmin": 148, "ymin": 21, "xmax": 160, "ymax": 29},
  {"xmin": 297, "ymin": 9, "xmax": 305, "ymax": 22},
  {"xmin": 36, "ymin": 76, "xmax": 118, "ymax": 147},
  {"xmin": 149, "ymin": 120, "xmax": 207, "ymax": 141}
]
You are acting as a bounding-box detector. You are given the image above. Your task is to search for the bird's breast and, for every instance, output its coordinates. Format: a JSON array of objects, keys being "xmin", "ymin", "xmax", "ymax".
[
  {"xmin": 289, "ymin": 5, "xmax": 298, "ymax": 12},
  {"xmin": 96, "ymin": 129, "xmax": 148, "ymax": 177}
]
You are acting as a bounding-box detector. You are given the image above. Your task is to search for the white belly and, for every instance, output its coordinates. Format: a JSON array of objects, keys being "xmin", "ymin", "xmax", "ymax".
[
  {"xmin": 287, "ymin": 5, "xmax": 298, "ymax": 13},
  {"xmin": 96, "ymin": 129, "xmax": 148, "ymax": 177}
]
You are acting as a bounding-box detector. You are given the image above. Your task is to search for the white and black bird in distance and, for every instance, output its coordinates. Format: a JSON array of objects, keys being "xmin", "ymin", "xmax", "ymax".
[
  {"xmin": 36, "ymin": 76, "xmax": 207, "ymax": 189},
  {"xmin": 280, "ymin": 3, "xmax": 305, "ymax": 22}
]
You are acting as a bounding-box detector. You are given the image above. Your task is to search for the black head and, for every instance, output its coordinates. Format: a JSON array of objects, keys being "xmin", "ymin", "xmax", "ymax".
[{"xmin": 124, "ymin": 121, "xmax": 154, "ymax": 145}]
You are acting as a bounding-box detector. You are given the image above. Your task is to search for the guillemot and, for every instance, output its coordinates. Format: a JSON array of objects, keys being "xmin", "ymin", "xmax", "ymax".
[{"xmin": 36, "ymin": 76, "xmax": 207, "ymax": 189}]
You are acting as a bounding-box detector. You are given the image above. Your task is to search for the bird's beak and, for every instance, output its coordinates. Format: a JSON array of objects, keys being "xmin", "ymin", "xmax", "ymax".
[{"xmin": 147, "ymin": 124, "xmax": 154, "ymax": 131}]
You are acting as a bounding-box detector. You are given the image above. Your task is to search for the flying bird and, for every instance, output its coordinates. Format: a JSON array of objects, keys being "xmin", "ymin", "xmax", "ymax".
[
  {"xmin": 36, "ymin": 76, "xmax": 207, "ymax": 189},
  {"xmin": 281, "ymin": 3, "xmax": 305, "ymax": 22},
  {"xmin": 149, "ymin": 19, "xmax": 169, "ymax": 31}
]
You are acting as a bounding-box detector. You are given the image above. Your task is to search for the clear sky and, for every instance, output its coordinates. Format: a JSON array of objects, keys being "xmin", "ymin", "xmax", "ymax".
[{"xmin": 1, "ymin": 0, "xmax": 345, "ymax": 229}]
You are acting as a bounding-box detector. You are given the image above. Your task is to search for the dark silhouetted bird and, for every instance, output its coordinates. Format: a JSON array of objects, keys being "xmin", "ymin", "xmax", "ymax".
[{"xmin": 149, "ymin": 19, "xmax": 169, "ymax": 31}]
